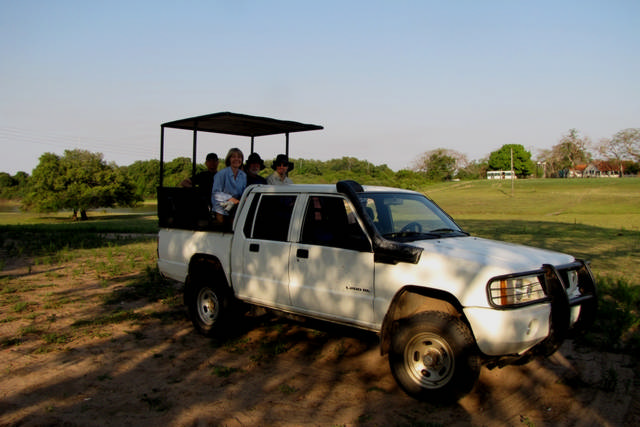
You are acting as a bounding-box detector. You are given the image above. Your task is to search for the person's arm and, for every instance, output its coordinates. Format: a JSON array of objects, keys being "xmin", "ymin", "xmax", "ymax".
[{"xmin": 211, "ymin": 169, "xmax": 227, "ymax": 209}]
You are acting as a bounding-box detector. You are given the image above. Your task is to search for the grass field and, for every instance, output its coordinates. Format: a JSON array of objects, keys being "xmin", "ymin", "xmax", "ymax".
[
  {"xmin": 427, "ymin": 178, "xmax": 640, "ymax": 230},
  {"xmin": 425, "ymin": 178, "xmax": 640, "ymax": 283},
  {"xmin": 1, "ymin": 178, "xmax": 639, "ymax": 353}
]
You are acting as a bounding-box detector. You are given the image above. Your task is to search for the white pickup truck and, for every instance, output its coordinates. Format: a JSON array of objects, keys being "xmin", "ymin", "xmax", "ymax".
[{"xmin": 157, "ymin": 112, "xmax": 597, "ymax": 402}]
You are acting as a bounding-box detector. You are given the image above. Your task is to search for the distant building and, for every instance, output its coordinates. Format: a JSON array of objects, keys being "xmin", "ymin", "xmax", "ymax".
[
  {"xmin": 486, "ymin": 170, "xmax": 516, "ymax": 180},
  {"xmin": 567, "ymin": 164, "xmax": 588, "ymax": 178},
  {"xmin": 568, "ymin": 162, "xmax": 620, "ymax": 178}
]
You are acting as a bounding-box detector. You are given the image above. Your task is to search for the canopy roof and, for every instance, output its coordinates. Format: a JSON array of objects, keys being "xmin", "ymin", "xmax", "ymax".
[{"xmin": 162, "ymin": 111, "xmax": 323, "ymax": 137}]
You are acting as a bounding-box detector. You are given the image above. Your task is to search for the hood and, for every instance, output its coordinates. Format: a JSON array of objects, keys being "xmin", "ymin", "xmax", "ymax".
[{"xmin": 411, "ymin": 236, "xmax": 574, "ymax": 273}]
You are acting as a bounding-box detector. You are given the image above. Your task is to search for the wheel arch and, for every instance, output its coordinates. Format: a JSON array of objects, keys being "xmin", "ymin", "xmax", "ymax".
[
  {"xmin": 380, "ymin": 285, "xmax": 469, "ymax": 355},
  {"xmin": 184, "ymin": 254, "xmax": 230, "ymax": 304}
]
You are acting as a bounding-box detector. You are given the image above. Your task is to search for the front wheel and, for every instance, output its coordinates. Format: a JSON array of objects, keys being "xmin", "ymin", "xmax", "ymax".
[
  {"xmin": 186, "ymin": 280, "xmax": 231, "ymax": 337},
  {"xmin": 389, "ymin": 311, "xmax": 480, "ymax": 402}
]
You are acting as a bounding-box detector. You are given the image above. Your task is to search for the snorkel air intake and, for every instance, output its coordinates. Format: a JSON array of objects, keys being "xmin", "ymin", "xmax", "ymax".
[{"xmin": 336, "ymin": 180, "xmax": 422, "ymax": 264}]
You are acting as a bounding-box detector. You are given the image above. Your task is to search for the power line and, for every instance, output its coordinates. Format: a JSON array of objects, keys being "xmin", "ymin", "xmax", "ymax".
[{"xmin": 0, "ymin": 126, "xmax": 155, "ymax": 159}]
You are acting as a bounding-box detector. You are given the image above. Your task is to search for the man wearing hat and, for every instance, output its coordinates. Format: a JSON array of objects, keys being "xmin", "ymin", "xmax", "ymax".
[
  {"xmin": 180, "ymin": 152, "xmax": 219, "ymax": 196},
  {"xmin": 245, "ymin": 152, "xmax": 267, "ymax": 185},
  {"xmin": 267, "ymin": 154, "xmax": 294, "ymax": 185}
]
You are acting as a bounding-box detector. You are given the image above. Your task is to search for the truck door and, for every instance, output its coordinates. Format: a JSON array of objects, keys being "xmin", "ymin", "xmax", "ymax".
[
  {"xmin": 289, "ymin": 195, "xmax": 375, "ymax": 326},
  {"xmin": 231, "ymin": 193, "xmax": 297, "ymax": 307}
]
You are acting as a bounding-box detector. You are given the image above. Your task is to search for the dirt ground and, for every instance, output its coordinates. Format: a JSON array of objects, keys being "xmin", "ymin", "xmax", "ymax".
[{"xmin": 1, "ymin": 256, "xmax": 638, "ymax": 427}]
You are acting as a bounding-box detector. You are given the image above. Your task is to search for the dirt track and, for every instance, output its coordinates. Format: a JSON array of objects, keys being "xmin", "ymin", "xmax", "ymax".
[{"xmin": 1, "ymin": 257, "xmax": 638, "ymax": 426}]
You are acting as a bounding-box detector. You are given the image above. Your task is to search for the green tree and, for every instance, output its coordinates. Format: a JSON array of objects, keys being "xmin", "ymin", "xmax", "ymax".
[
  {"xmin": 0, "ymin": 172, "xmax": 14, "ymax": 189},
  {"xmin": 13, "ymin": 171, "xmax": 30, "ymax": 193},
  {"xmin": 456, "ymin": 159, "xmax": 488, "ymax": 180},
  {"xmin": 414, "ymin": 149, "xmax": 465, "ymax": 181},
  {"xmin": 0, "ymin": 172, "xmax": 14, "ymax": 199},
  {"xmin": 623, "ymin": 160, "xmax": 640, "ymax": 175},
  {"xmin": 123, "ymin": 159, "xmax": 160, "ymax": 199},
  {"xmin": 293, "ymin": 158, "xmax": 325, "ymax": 176},
  {"xmin": 0, "ymin": 171, "xmax": 30, "ymax": 199},
  {"xmin": 324, "ymin": 157, "xmax": 375, "ymax": 175},
  {"xmin": 162, "ymin": 157, "xmax": 193, "ymax": 187},
  {"xmin": 22, "ymin": 149, "xmax": 141, "ymax": 220},
  {"xmin": 487, "ymin": 144, "xmax": 534, "ymax": 177},
  {"xmin": 394, "ymin": 169, "xmax": 426, "ymax": 189}
]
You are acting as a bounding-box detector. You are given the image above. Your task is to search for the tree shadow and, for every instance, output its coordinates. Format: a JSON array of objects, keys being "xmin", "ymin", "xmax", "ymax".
[
  {"xmin": 0, "ymin": 221, "xmax": 157, "ymax": 261},
  {"xmin": 2, "ymin": 261, "xmax": 634, "ymax": 426},
  {"xmin": 459, "ymin": 218, "xmax": 640, "ymax": 280},
  {"xmin": 1, "ymin": 218, "xmax": 638, "ymax": 425}
]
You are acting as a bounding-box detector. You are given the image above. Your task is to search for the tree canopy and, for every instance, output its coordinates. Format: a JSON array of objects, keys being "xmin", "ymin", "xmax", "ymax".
[
  {"xmin": 413, "ymin": 149, "xmax": 467, "ymax": 181},
  {"xmin": 122, "ymin": 159, "xmax": 160, "ymax": 199},
  {"xmin": 610, "ymin": 128, "xmax": 640, "ymax": 161},
  {"xmin": 538, "ymin": 129, "xmax": 592, "ymax": 177},
  {"xmin": 487, "ymin": 144, "xmax": 534, "ymax": 177},
  {"xmin": 22, "ymin": 149, "xmax": 141, "ymax": 220},
  {"xmin": 2, "ymin": 126, "xmax": 640, "ymax": 211},
  {"xmin": 0, "ymin": 172, "xmax": 29, "ymax": 199}
]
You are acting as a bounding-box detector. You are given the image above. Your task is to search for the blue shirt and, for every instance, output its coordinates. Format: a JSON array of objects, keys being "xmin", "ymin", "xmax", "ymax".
[{"xmin": 211, "ymin": 167, "xmax": 247, "ymax": 213}]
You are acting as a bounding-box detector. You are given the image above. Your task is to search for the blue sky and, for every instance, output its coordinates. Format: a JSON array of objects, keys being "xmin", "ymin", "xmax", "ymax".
[{"xmin": 1, "ymin": 0, "xmax": 638, "ymax": 174}]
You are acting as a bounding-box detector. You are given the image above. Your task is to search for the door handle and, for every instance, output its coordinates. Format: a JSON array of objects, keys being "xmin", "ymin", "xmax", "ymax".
[
  {"xmin": 249, "ymin": 243, "xmax": 260, "ymax": 252},
  {"xmin": 296, "ymin": 248, "xmax": 309, "ymax": 258}
]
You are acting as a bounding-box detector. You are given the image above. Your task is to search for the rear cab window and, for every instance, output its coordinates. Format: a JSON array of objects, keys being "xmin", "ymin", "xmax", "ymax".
[{"xmin": 245, "ymin": 194, "xmax": 297, "ymax": 242}]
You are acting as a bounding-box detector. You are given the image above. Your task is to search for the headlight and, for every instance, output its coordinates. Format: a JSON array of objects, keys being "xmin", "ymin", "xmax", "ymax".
[{"xmin": 488, "ymin": 274, "xmax": 547, "ymax": 307}]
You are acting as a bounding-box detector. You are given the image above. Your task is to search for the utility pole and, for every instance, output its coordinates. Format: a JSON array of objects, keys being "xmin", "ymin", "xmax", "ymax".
[{"xmin": 511, "ymin": 147, "xmax": 515, "ymax": 196}]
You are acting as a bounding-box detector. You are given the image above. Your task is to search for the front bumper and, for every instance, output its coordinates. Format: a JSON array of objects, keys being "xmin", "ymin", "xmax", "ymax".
[
  {"xmin": 467, "ymin": 260, "xmax": 597, "ymax": 364},
  {"xmin": 530, "ymin": 259, "xmax": 597, "ymax": 357}
]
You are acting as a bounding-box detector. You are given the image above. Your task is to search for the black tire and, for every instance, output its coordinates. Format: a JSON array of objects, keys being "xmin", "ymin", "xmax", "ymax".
[
  {"xmin": 186, "ymin": 279, "xmax": 231, "ymax": 337},
  {"xmin": 389, "ymin": 311, "xmax": 480, "ymax": 403}
]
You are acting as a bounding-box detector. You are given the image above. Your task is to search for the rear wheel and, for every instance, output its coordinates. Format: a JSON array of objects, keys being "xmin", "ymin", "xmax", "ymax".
[
  {"xmin": 186, "ymin": 279, "xmax": 231, "ymax": 337},
  {"xmin": 389, "ymin": 311, "xmax": 480, "ymax": 402}
]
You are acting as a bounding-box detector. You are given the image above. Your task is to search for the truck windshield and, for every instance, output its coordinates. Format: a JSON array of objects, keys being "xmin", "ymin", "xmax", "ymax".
[{"xmin": 359, "ymin": 192, "xmax": 467, "ymax": 242}]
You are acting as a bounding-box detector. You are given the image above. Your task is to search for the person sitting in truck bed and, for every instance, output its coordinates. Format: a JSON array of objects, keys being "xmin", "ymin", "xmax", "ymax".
[
  {"xmin": 180, "ymin": 152, "xmax": 219, "ymax": 195},
  {"xmin": 178, "ymin": 152, "xmax": 219, "ymax": 223},
  {"xmin": 211, "ymin": 148, "xmax": 247, "ymax": 224},
  {"xmin": 267, "ymin": 154, "xmax": 294, "ymax": 185},
  {"xmin": 245, "ymin": 152, "xmax": 267, "ymax": 185}
]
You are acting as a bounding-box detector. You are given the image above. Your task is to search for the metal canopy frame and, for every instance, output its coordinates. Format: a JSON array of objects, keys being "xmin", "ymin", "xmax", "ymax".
[{"xmin": 159, "ymin": 112, "xmax": 323, "ymax": 186}]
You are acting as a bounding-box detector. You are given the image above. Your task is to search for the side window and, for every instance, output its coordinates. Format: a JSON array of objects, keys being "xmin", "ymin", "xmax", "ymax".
[
  {"xmin": 242, "ymin": 193, "xmax": 260, "ymax": 237},
  {"xmin": 301, "ymin": 196, "xmax": 371, "ymax": 252},
  {"xmin": 364, "ymin": 197, "xmax": 392, "ymax": 235},
  {"xmin": 252, "ymin": 195, "xmax": 297, "ymax": 242}
]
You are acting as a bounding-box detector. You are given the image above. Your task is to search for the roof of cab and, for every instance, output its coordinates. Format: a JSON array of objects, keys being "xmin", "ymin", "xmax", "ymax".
[
  {"xmin": 162, "ymin": 111, "xmax": 323, "ymax": 137},
  {"xmin": 248, "ymin": 183, "xmax": 419, "ymax": 195}
]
